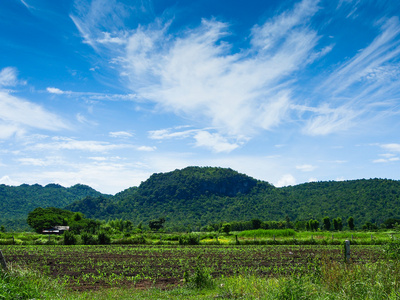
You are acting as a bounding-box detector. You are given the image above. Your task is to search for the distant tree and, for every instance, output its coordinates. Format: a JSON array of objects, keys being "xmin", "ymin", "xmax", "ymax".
[
  {"xmin": 221, "ymin": 223, "xmax": 231, "ymax": 235},
  {"xmin": 323, "ymin": 217, "xmax": 331, "ymax": 231},
  {"xmin": 333, "ymin": 217, "xmax": 343, "ymax": 231},
  {"xmin": 285, "ymin": 215, "xmax": 293, "ymax": 229},
  {"xmin": 309, "ymin": 219, "xmax": 319, "ymax": 231},
  {"xmin": 63, "ymin": 231, "xmax": 77, "ymax": 245},
  {"xmin": 27, "ymin": 207, "xmax": 71, "ymax": 233},
  {"xmin": 348, "ymin": 217, "xmax": 355, "ymax": 230},
  {"xmin": 363, "ymin": 221, "xmax": 378, "ymax": 231},
  {"xmin": 383, "ymin": 218, "xmax": 400, "ymax": 229},
  {"xmin": 97, "ymin": 231, "xmax": 111, "ymax": 244},
  {"xmin": 149, "ymin": 218, "xmax": 165, "ymax": 231},
  {"xmin": 251, "ymin": 219, "xmax": 262, "ymax": 230},
  {"xmin": 0, "ymin": 225, "xmax": 5, "ymax": 233}
]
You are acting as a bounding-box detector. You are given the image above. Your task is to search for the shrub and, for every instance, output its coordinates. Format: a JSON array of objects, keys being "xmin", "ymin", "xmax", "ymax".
[
  {"xmin": 184, "ymin": 266, "xmax": 214, "ymax": 289},
  {"xmin": 63, "ymin": 231, "xmax": 77, "ymax": 245},
  {"xmin": 81, "ymin": 232, "xmax": 97, "ymax": 245},
  {"xmin": 179, "ymin": 234, "xmax": 200, "ymax": 245},
  {"xmin": 97, "ymin": 232, "xmax": 111, "ymax": 245}
]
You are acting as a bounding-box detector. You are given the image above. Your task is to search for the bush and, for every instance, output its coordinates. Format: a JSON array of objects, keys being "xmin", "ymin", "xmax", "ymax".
[
  {"xmin": 97, "ymin": 232, "xmax": 111, "ymax": 245},
  {"xmin": 179, "ymin": 234, "xmax": 200, "ymax": 245},
  {"xmin": 63, "ymin": 231, "xmax": 77, "ymax": 245},
  {"xmin": 81, "ymin": 232, "xmax": 97, "ymax": 245},
  {"xmin": 184, "ymin": 266, "xmax": 214, "ymax": 289},
  {"xmin": 385, "ymin": 240, "xmax": 400, "ymax": 259}
]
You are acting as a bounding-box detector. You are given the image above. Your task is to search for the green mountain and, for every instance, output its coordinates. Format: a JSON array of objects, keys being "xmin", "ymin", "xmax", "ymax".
[
  {"xmin": 65, "ymin": 167, "xmax": 400, "ymax": 230},
  {"xmin": 0, "ymin": 183, "xmax": 109, "ymax": 230}
]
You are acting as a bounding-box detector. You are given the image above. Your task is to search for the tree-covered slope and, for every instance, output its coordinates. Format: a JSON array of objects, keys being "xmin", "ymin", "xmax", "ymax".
[
  {"xmin": 0, "ymin": 183, "xmax": 108, "ymax": 230},
  {"xmin": 65, "ymin": 167, "xmax": 400, "ymax": 230}
]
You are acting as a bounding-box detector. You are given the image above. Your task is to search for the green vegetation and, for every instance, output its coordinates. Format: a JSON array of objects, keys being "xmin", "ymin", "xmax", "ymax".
[
  {"xmin": 63, "ymin": 167, "xmax": 400, "ymax": 231},
  {"xmin": 0, "ymin": 183, "xmax": 108, "ymax": 231},
  {"xmin": 1, "ymin": 167, "xmax": 400, "ymax": 232},
  {"xmin": 1, "ymin": 241, "xmax": 400, "ymax": 299}
]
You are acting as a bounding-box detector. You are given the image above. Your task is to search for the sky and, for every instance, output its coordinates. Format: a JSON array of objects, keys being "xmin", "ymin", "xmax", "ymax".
[{"xmin": 0, "ymin": 0, "xmax": 399, "ymax": 194}]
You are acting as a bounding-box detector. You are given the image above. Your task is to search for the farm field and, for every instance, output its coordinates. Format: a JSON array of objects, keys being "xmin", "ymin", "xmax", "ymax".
[{"xmin": 1, "ymin": 244, "xmax": 385, "ymax": 291}]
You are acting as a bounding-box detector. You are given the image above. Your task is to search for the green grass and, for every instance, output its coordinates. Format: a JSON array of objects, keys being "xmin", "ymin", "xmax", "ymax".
[
  {"xmin": 2, "ymin": 241, "xmax": 400, "ymax": 299},
  {"xmin": 238, "ymin": 228, "xmax": 296, "ymax": 238},
  {"xmin": 0, "ymin": 264, "xmax": 65, "ymax": 300},
  {"xmin": 4, "ymin": 259, "xmax": 400, "ymax": 300}
]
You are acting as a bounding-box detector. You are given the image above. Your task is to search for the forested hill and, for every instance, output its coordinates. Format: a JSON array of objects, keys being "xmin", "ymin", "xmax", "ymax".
[
  {"xmin": 0, "ymin": 183, "xmax": 109, "ymax": 230},
  {"xmin": 65, "ymin": 167, "xmax": 400, "ymax": 231}
]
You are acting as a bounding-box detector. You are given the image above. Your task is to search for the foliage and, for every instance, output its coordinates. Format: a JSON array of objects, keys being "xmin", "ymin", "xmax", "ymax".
[
  {"xmin": 184, "ymin": 266, "xmax": 214, "ymax": 289},
  {"xmin": 323, "ymin": 217, "xmax": 331, "ymax": 231},
  {"xmin": 63, "ymin": 167, "xmax": 400, "ymax": 231},
  {"xmin": 179, "ymin": 233, "xmax": 200, "ymax": 245},
  {"xmin": 81, "ymin": 232, "xmax": 97, "ymax": 245},
  {"xmin": 0, "ymin": 183, "xmax": 107, "ymax": 229},
  {"xmin": 348, "ymin": 216, "xmax": 355, "ymax": 230},
  {"xmin": 221, "ymin": 223, "xmax": 231, "ymax": 235},
  {"xmin": 63, "ymin": 231, "xmax": 77, "ymax": 245},
  {"xmin": 97, "ymin": 231, "xmax": 111, "ymax": 245},
  {"xmin": 3, "ymin": 167, "xmax": 400, "ymax": 232},
  {"xmin": 149, "ymin": 218, "xmax": 165, "ymax": 231},
  {"xmin": 27, "ymin": 207, "xmax": 72, "ymax": 233},
  {"xmin": 26, "ymin": 207, "xmax": 100, "ymax": 234}
]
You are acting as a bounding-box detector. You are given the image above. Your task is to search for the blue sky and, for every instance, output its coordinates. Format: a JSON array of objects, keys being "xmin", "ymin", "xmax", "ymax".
[{"xmin": 0, "ymin": 0, "xmax": 399, "ymax": 194}]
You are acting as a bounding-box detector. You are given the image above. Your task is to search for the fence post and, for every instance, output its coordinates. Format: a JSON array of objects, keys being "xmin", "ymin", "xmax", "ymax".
[
  {"xmin": 0, "ymin": 249, "xmax": 7, "ymax": 269},
  {"xmin": 344, "ymin": 240, "xmax": 350, "ymax": 263}
]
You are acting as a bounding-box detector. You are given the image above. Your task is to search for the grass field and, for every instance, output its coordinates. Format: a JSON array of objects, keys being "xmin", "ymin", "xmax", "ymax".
[{"xmin": 1, "ymin": 229, "xmax": 400, "ymax": 299}]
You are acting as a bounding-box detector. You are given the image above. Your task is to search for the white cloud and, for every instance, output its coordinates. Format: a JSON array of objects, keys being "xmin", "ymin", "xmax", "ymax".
[
  {"xmin": 373, "ymin": 157, "xmax": 399, "ymax": 163},
  {"xmin": 0, "ymin": 91, "xmax": 68, "ymax": 138},
  {"xmin": 303, "ymin": 17, "xmax": 400, "ymax": 135},
  {"xmin": 0, "ymin": 67, "xmax": 18, "ymax": 87},
  {"xmin": 148, "ymin": 126, "xmax": 241, "ymax": 152},
  {"xmin": 193, "ymin": 131, "xmax": 240, "ymax": 153},
  {"xmin": 33, "ymin": 137, "xmax": 133, "ymax": 153},
  {"xmin": 47, "ymin": 87, "xmax": 67, "ymax": 94},
  {"xmin": 136, "ymin": 145, "xmax": 156, "ymax": 151},
  {"xmin": 148, "ymin": 127, "xmax": 198, "ymax": 140},
  {"xmin": 0, "ymin": 175, "xmax": 21, "ymax": 186},
  {"xmin": 276, "ymin": 174, "xmax": 297, "ymax": 187},
  {"xmin": 109, "ymin": 131, "xmax": 134, "ymax": 138},
  {"xmin": 72, "ymin": 0, "xmax": 323, "ymax": 140},
  {"xmin": 71, "ymin": 0, "xmax": 400, "ymax": 143},
  {"xmin": 381, "ymin": 143, "xmax": 400, "ymax": 152},
  {"xmin": 296, "ymin": 164, "xmax": 317, "ymax": 172}
]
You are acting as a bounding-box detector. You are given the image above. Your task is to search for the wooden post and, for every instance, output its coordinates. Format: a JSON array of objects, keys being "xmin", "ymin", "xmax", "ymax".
[
  {"xmin": 235, "ymin": 235, "xmax": 239, "ymax": 245},
  {"xmin": 273, "ymin": 235, "xmax": 275, "ymax": 241},
  {"xmin": 344, "ymin": 240, "xmax": 350, "ymax": 263},
  {"xmin": 0, "ymin": 249, "xmax": 7, "ymax": 269}
]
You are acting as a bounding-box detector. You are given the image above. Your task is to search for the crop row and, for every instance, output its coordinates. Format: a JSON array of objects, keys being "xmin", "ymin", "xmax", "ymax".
[{"xmin": 1, "ymin": 245, "xmax": 385, "ymax": 290}]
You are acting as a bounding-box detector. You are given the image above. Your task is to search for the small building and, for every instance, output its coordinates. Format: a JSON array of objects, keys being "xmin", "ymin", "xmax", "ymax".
[{"xmin": 42, "ymin": 226, "xmax": 70, "ymax": 235}]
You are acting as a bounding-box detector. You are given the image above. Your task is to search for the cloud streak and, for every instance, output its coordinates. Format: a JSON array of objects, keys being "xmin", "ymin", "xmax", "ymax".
[{"xmin": 71, "ymin": 0, "xmax": 400, "ymax": 148}]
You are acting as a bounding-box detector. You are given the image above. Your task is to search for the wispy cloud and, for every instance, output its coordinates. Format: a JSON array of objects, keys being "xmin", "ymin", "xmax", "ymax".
[
  {"xmin": 0, "ymin": 92, "xmax": 68, "ymax": 139},
  {"xmin": 71, "ymin": 0, "xmax": 400, "ymax": 147},
  {"xmin": 109, "ymin": 131, "xmax": 134, "ymax": 138},
  {"xmin": 296, "ymin": 164, "xmax": 317, "ymax": 172},
  {"xmin": 72, "ymin": 0, "xmax": 322, "ymax": 139},
  {"xmin": 0, "ymin": 67, "xmax": 19, "ymax": 87},
  {"xmin": 303, "ymin": 16, "xmax": 400, "ymax": 135},
  {"xmin": 33, "ymin": 137, "xmax": 133, "ymax": 153},
  {"xmin": 148, "ymin": 126, "xmax": 241, "ymax": 153},
  {"xmin": 46, "ymin": 87, "xmax": 137, "ymax": 101}
]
